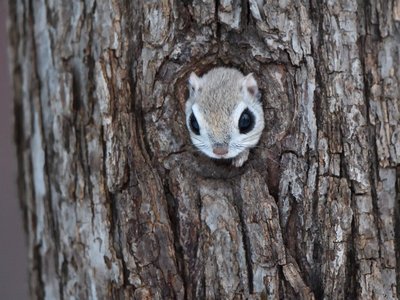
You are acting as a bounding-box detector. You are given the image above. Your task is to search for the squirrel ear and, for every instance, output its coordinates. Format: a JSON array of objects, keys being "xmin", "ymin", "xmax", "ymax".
[
  {"xmin": 189, "ymin": 72, "xmax": 202, "ymax": 92},
  {"xmin": 242, "ymin": 73, "xmax": 258, "ymax": 97}
]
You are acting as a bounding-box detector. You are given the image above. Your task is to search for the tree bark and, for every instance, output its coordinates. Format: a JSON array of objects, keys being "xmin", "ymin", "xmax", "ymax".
[{"xmin": 9, "ymin": 0, "xmax": 399, "ymax": 299}]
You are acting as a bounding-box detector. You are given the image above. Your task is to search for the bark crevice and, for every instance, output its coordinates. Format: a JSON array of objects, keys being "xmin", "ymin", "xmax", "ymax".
[
  {"xmin": 235, "ymin": 184, "xmax": 254, "ymax": 294},
  {"xmin": 163, "ymin": 180, "xmax": 188, "ymax": 300},
  {"xmin": 395, "ymin": 165, "xmax": 400, "ymax": 297}
]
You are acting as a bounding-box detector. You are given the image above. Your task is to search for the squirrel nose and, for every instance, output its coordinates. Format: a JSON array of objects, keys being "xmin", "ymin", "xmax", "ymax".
[{"xmin": 212, "ymin": 144, "xmax": 229, "ymax": 156}]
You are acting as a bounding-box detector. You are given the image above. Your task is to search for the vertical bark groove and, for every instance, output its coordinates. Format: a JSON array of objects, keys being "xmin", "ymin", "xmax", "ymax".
[
  {"xmin": 235, "ymin": 185, "xmax": 254, "ymax": 294},
  {"xmin": 396, "ymin": 165, "xmax": 400, "ymax": 297}
]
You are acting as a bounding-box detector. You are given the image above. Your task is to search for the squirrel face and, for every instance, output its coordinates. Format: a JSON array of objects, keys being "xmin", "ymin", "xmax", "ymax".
[{"xmin": 185, "ymin": 67, "xmax": 265, "ymax": 166}]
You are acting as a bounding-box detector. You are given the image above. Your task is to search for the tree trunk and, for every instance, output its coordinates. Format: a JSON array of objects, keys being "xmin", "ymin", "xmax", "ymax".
[{"xmin": 9, "ymin": 0, "xmax": 399, "ymax": 299}]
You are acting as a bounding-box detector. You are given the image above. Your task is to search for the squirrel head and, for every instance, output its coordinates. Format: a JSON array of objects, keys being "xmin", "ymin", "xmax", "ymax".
[{"xmin": 185, "ymin": 67, "xmax": 265, "ymax": 166}]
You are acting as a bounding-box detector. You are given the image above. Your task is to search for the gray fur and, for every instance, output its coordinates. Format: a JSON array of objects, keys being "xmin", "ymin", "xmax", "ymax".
[{"xmin": 185, "ymin": 67, "xmax": 265, "ymax": 167}]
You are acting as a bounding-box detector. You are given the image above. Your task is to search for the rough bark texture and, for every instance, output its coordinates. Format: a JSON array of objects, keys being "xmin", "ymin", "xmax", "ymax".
[{"xmin": 9, "ymin": 0, "xmax": 400, "ymax": 299}]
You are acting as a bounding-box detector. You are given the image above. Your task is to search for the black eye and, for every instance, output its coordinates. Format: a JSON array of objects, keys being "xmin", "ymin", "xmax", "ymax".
[
  {"xmin": 190, "ymin": 113, "xmax": 200, "ymax": 135},
  {"xmin": 238, "ymin": 108, "xmax": 255, "ymax": 134}
]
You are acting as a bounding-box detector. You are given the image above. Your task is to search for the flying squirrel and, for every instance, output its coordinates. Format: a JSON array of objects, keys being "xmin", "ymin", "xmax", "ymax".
[{"xmin": 185, "ymin": 67, "xmax": 265, "ymax": 167}]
